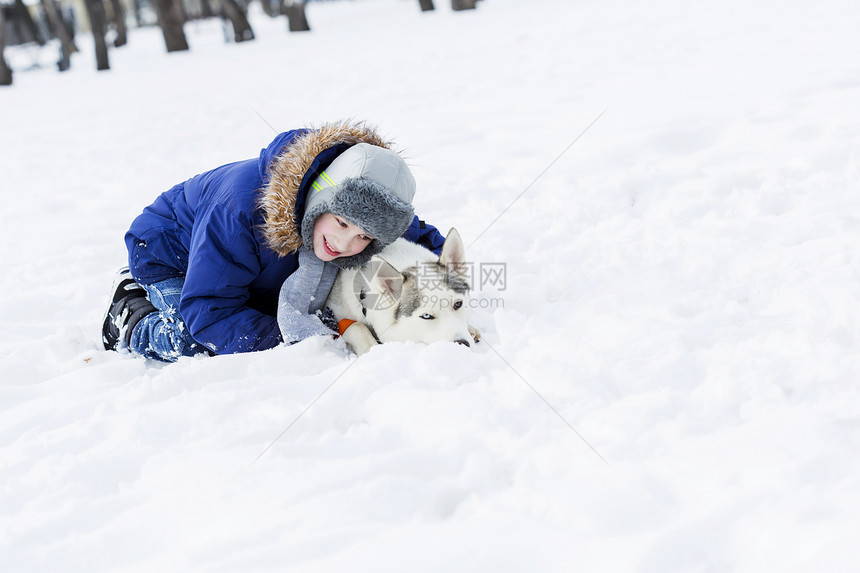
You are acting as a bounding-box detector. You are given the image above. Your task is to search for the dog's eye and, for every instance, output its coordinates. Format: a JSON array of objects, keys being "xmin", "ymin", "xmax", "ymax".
[
  {"xmin": 453, "ymin": 301, "xmax": 463, "ymax": 310},
  {"xmin": 419, "ymin": 313, "xmax": 435, "ymax": 320}
]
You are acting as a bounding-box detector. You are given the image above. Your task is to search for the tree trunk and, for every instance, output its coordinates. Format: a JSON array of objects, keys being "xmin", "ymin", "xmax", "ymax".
[
  {"xmin": 108, "ymin": 0, "xmax": 128, "ymax": 47},
  {"xmin": 283, "ymin": 0, "xmax": 310, "ymax": 32},
  {"xmin": 41, "ymin": 0, "xmax": 76, "ymax": 71},
  {"xmin": 151, "ymin": 0, "xmax": 189, "ymax": 52},
  {"xmin": 132, "ymin": 0, "xmax": 146, "ymax": 27},
  {"xmin": 451, "ymin": 0, "xmax": 476, "ymax": 10},
  {"xmin": 84, "ymin": 0, "xmax": 110, "ymax": 70},
  {"xmin": 0, "ymin": 5, "xmax": 12, "ymax": 86},
  {"xmin": 220, "ymin": 0, "xmax": 255, "ymax": 42},
  {"xmin": 260, "ymin": 0, "xmax": 276, "ymax": 18},
  {"xmin": 199, "ymin": 0, "xmax": 215, "ymax": 19},
  {"xmin": 418, "ymin": 0, "xmax": 434, "ymax": 11},
  {"xmin": 14, "ymin": 0, "xmax": 45, "ymax": 45}
]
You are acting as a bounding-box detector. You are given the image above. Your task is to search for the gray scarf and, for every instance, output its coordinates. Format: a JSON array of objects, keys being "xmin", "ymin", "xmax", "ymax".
[{"xmin": 277, "ymin": 246, "xmax": 340, "ymax": 344}]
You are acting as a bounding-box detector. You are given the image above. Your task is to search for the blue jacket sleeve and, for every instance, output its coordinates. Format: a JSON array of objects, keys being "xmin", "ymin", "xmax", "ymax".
[
  {"xmin": 402, "ymin": 215, "xmax": 447, "ymax": 255},
  {"xmin": 179, "ymin": 203, "xmax": 282, "ymax": 354}
]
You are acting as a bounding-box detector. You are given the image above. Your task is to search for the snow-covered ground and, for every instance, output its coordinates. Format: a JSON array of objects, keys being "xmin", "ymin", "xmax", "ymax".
[{"xmin": 2, "ymin": 0, "xmax": 860, "ymax": 570}]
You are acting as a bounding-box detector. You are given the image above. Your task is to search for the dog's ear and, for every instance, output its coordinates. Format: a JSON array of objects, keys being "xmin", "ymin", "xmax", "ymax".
[
  {"xmin": 369, "ymin": 256, "xmax": 404, "ymax": 302},
  {"xmin": 439, "ymin": 228, "xmax": 467, "ymax": 275}
]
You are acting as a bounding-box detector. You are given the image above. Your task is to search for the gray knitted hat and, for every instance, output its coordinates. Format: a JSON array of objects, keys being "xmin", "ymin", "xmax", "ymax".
[{"xmin": 301, "ymin": 143, "xmax": 416, "ymax": 269}]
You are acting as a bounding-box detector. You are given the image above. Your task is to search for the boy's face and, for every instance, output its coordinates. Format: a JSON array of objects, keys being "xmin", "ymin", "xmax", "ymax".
[{"xmin": 312, "ymin": 213, "xmax": 374, "ymax": 261}]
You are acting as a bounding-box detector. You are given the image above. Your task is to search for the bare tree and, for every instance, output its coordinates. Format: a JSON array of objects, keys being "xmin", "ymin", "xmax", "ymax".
[
  {"xmin": 14, "ymin": 0, "xmax": 45, "ymax": 45},
  {"xmin": 108, "ymin": 0, "xmax": 128, "ymax": 47},
  {"xmin": 451, "ymin": 0, "xmax": 476, "ymax": 10},
  {"xmin": 260, "ymin": 0, "xmax": 276, "ymax": 18},
  {"xmin": 197, "ymin": 0, "xmax": 216, "ymax": 19},
  {"xmin": 282, "ymin": 0, "xmax": 310, "ymax": 32},
  {"xmin": 131, "ymin": 0, "xmax": 147, "ymax": 27},
  {"xmin": 219, "ymin": 0, "xmax": 254, "ymax": 42},
  {"xmin": 83, "ymin": 0, "xmax": 110, "ymax": 70},
  {"xmin": 0, "ymin": 3, "xmax": 12, "ymax": 86},
  {"xmin": 151, "ymin": 0, "xmax": 189, "ymax": 52},
  {"xmin": 418, "ymin": 0, "xmax": 434, "ymax": 11},
  {"xmin": 40, "ymin": 0, "xmax": 77, "ymax": 70}
]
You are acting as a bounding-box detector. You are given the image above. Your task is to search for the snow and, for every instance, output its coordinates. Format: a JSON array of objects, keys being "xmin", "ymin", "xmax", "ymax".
[{"xmin": 2, "ymin": 0, "xmax": 860, "ymax": 570}]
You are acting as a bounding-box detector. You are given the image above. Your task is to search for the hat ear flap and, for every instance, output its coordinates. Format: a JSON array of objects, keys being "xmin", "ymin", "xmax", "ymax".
[
  {"xmin": 327, "ymin": 238, "xmax": 383, "ymax": 270},
  {"xmin": 299, "ymin": 203, "xmax": 326, "ymax": 249}
]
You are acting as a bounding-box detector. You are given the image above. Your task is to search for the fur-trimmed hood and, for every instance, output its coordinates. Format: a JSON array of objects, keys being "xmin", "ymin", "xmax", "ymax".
[
  {"xmin": 257, "ymin": 121, "xmax": 393, "ymax": 257},
  {"xmin": 124, "ymin": 121, "xmax": 445, "ymax": 356}
]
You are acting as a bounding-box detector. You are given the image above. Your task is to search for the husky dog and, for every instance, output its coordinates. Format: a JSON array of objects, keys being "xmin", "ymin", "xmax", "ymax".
[{"xmin": 325, "ymin": 228, "xmax": 479, "ymax": 355}]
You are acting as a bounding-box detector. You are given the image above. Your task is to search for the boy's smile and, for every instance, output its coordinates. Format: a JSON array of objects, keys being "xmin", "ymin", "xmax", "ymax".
[{"xmin": 312, "ymin": 213, "xmax": 373, "ymax": 261}]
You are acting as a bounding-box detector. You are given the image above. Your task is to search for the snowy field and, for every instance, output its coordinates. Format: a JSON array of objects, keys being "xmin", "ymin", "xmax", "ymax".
[{"xmin": 2, "ymin": 0, "xmax": 860, "ymax": 570}]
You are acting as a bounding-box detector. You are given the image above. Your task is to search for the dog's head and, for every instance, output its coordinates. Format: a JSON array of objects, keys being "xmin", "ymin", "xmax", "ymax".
[{"xmin": 361, "ymin": 228, "xmax": 473, "ymax": 347}]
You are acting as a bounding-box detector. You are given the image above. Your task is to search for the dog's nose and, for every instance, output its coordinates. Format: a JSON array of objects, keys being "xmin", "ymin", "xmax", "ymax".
[{"xmin": 455, "ymin": 339, "xmax": 471, "ymax": 348}]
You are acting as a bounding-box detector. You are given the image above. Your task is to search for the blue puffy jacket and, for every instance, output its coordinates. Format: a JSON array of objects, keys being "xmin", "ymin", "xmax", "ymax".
[{"xmin": 125, "ymin": 123, "xmax": 445, "ymax": 355}]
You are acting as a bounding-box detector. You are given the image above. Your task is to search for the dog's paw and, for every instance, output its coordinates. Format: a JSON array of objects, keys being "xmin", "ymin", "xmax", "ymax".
[
  {"xmin": 324, "ymin": 334, "xmax": 351, "ymax": 356},
  {"xmin": 350, "ymin": 340, "xmax": 378, "ymax": 356},
  {"xmin": 342, "ymin": 323, "xmax": 380, "ymax": 356},
  {"xmin": 468, "ymin": 324, "xmax": 482, "ymax": 343}
]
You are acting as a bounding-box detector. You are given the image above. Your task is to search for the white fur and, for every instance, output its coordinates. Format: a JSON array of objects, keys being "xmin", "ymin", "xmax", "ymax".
[{"xmin": 325, "ymin": 228, "xmax": 479, "ymax": 355}]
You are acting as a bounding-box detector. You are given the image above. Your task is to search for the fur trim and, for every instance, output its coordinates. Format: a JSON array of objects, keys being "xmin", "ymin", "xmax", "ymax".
[{"xmin": 258, "ymin": 121, "xmax": 392, "ymax": 256}]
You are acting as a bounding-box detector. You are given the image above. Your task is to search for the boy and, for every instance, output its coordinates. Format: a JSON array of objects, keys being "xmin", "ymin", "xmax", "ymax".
[{"xmin": 103, "ymin": 121, "xmax": 444, "ymax": 362}]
